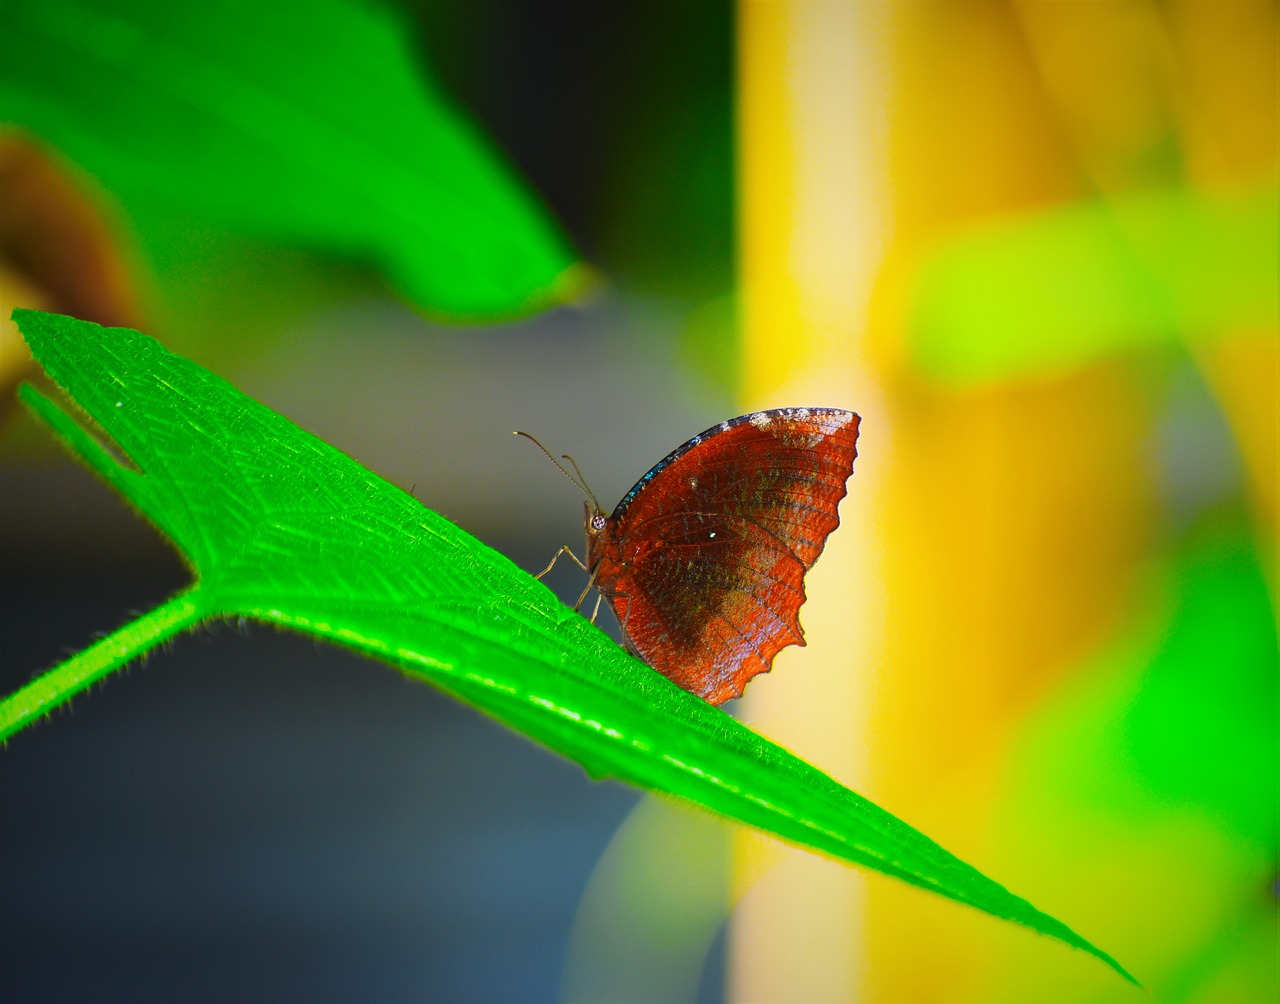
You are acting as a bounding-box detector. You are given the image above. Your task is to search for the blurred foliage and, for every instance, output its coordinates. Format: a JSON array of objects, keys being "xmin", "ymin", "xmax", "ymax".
[
  {"xmin": 1120, "ymin": 511, "xmax": 1276, "ymax": 843},
  {"xmin": 410, "ymin": 0, "xmax": 738, "ymax": 390},
  {"xmin": 909, "ymin": 185, "xmax": 1277, "ymax": 383},
  {"xmin": 0, "ymin": 0, "xmax": 578, "ymax": 318},
  {"xmin": 410, "ymin": 0, "xmax": 734, "ymax": 302},
  {"xmin": 0, "ymin": 133, "xmax": 142, "ymax": 329},
  {"xmin": 1002, "ymin": 510, "xmax": 1276, "ymax": 1000}
]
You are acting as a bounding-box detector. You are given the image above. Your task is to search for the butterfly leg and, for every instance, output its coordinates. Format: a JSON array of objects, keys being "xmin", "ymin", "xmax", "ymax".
[
  {"xmin": 535, "ymin": 545, "xmax": 587, "ymax": 579},
  {"xmin": 570, "ymin": 560, "xmax": 605, "ymax": 613},
  {"xmin": 615, "ymin": 591, "xmax": 632, "ymax": 634},
  {"xmin": 588, "ymin": 592, "xmax": 603, "ymax": 624}
]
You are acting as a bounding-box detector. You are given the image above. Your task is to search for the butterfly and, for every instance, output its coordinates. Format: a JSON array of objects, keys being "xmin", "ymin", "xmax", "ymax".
[{"xmin": 520, "ymin": 408, "xmax": 860, "ymax": 705}]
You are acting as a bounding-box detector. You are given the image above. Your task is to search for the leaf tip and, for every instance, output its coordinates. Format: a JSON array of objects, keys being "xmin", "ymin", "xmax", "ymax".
[{"xmin": 552, "ymin": 262, "xmax": 606, "ymax": 306}]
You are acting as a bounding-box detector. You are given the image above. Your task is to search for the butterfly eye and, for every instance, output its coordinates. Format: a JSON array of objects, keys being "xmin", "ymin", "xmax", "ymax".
[{"xmin": 591, "ymin": 513, "xmax": 607, "ymax": 533}]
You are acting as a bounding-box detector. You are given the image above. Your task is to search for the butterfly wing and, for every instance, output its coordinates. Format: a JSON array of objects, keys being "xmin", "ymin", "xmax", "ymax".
[{"xmin": 595, "ymin": 408, "xmax": 860, "ymax": 704}]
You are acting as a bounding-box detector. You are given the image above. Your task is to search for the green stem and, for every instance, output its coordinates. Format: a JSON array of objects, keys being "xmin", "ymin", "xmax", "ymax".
[{"xmin": 0, "ymin": 589, "xmax": 204, "ymax": 742}]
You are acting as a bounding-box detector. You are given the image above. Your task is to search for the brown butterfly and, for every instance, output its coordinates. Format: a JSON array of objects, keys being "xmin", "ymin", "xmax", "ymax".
[{"xmin": 521, "ymin": 408, "xmax": 860, "ymax": 704}]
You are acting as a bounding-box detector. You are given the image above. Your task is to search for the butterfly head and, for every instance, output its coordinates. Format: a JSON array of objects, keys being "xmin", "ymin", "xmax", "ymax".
[
  {"xmin": 583, "ymin": 500, "xmax": 610, "ymax": 569},
  {"xmin": 516, "ymin": 430, "xmax": 610, "ymax": 566}
]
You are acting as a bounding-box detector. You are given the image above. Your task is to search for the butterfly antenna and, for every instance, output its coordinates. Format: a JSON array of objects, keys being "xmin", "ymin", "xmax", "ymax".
[
  {"xmin": 515, "ymin": 431, "xmax": 600, "ymax": 509},
  {"xmin": 560, "ymin": 453, "xmax": 603, "ymax": 513}
]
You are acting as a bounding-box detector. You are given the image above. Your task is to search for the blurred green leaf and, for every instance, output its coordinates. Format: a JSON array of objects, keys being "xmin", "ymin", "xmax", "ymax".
[
  {"xmin": 0, "ymin": 0, "xmax": 578, "ymax": 317},
  {"xmin": 1003, "ymin": 510, "xmax": 1276, "ymax": 998},
  {"xmin": 5, "ymin": 308, "xmax": 1138, "ymax": 986},
  {"xmin": 909, "ymin": 186, "xmax": 1277, "ymax": 383},
  {"xmin": 1123, "ymin": 514, "xmax": 1277, "ymax": 842}
]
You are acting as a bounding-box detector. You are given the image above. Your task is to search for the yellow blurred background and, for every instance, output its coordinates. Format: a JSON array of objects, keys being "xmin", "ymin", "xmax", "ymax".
[{"xmin": 728, "ymin": 1, "xmax": 1276, "ymax": 1001}]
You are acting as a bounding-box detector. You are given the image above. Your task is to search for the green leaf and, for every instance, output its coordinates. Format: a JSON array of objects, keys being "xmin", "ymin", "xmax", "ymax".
[
  {"xmin": 908, "ymin": 185, "xmax": 1277, "ymax": 383},
  {"xmin": 0, "ymin": 0, "xmax": 579, "ymax": 317},
  {"xmin": 4, "ymin": 309, "xmax": 1139, "ymax": 987},
  {"xmin": 1122, "ymin": 513, "xmax": 1278, "ymax": 842}
]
